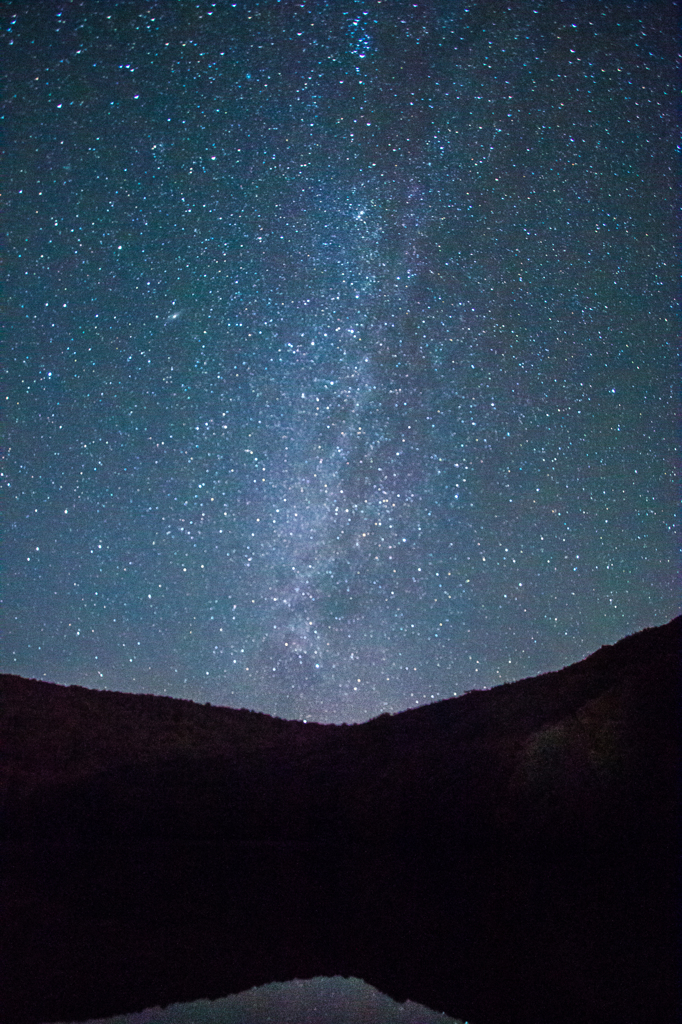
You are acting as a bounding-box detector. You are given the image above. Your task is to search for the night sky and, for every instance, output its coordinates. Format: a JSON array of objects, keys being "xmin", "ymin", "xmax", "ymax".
[{"xmin": 4, "ymin": 0, "xmax": 678, "ymax": 723}]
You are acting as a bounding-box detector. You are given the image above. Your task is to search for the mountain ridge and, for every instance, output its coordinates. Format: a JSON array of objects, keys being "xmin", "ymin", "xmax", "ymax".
[{"xmin": 2, "ymin": 616, "xmax": 679, "ymax": 850}]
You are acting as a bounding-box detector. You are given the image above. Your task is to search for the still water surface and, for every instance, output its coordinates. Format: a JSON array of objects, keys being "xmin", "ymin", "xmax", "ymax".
[{"xmin": 49, "ymin": 976, "xmax": 465, "ymax": 1024}]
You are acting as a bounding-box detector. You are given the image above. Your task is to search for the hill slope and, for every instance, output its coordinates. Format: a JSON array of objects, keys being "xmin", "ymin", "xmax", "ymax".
[{"xmin": 2, "ymin": 616, "xmax": 679, "ymax": 850}]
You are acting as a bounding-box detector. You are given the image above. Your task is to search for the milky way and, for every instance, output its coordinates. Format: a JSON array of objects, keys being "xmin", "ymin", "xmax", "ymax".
[{"xmin": 3, "ymin": 0, "xmax": 678, "ymax": 721}]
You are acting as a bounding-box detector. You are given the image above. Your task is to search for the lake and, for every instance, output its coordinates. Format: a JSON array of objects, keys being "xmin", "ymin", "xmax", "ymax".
[{"xmin": 4, "ymin": 838, "xmax": 674, "ymax": 1024}]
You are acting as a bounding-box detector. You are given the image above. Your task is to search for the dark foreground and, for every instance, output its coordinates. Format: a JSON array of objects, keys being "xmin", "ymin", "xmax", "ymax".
[
  {"xmin": 1, "ymin": 617, "xmax": 679, "ymax": 1023},
  {"xmin": 1, "ymin": 836, "xmax": 678, "ymax": 1024}
]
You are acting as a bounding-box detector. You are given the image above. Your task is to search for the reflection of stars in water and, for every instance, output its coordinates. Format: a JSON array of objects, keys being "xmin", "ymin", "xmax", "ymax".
[
  {"xmin": 102, "ymin": 975, "xmax": 461, "ymax": 1023},
  {"xmin": 3, "ymin": 0, "xmax": 678, "ymax": 724}
]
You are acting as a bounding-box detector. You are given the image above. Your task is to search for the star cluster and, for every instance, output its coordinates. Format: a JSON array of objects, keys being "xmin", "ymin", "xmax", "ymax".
[{"xmin": 3, "ymin": 0, "xmax": 678, "ymax": 721}]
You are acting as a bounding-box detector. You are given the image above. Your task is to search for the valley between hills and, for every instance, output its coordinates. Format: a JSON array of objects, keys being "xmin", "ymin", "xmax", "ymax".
[{"xmin": 1, "ymin": 617, "xmax": 679, "ymax": 1024}]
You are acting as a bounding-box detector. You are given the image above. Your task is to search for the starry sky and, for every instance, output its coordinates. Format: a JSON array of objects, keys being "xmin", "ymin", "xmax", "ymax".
[{"xmin": 3, "ymin": 0, "xmax": 679, "ymax": 723}]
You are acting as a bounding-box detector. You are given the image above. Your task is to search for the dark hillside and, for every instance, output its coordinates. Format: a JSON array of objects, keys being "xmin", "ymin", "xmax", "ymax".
[
  {"xmin": 0, "ymin": 675, "xmax": 329, "ymax": 802},
  {"xmin": 1, "ymin": 616, "xmax": 679, "ymax": 851},
  {"xmin": 344, "ymin": 614, "xmax": 680, "ymax": 847},
  {"xmin": 1, "ymin": 618, "xmax": 679, "ymax": 1024}
]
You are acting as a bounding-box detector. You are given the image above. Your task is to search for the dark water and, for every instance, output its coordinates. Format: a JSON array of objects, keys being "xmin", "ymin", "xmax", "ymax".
[
  {"xmin": 47, "ymin": 977, "xmax": 464, "ymax": 1024},
  {"xmin": 2, "ymin": 840, "xmax": 676, "ymax": 1024}
]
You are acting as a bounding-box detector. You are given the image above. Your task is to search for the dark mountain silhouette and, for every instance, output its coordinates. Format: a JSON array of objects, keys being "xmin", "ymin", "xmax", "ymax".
[{"xmin": 1, "ymin": 617, "xmax": 679, "ymax": 1024}]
